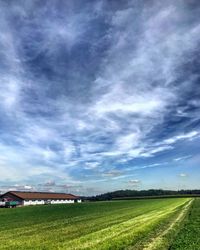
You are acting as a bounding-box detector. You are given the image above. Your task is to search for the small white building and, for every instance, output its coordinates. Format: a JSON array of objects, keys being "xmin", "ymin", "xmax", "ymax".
[{"xmin": 0, "ymin": 191, "xmax": 82, "ymax": 206}]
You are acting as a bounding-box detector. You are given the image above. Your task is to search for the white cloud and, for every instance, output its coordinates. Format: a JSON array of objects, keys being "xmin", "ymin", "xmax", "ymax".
[
  {"xmin": 84, "ymin": 162, "xmax": 100, "ymax": 170},
  {"xmin": 24, "ymin": 185, "xmax": 33, "ymax": 190},
  {"xmin": 179, "ymin": 173, "xmax": 188, "ymax": 178},
  {"xmin": 0, "ymin": 77, "xmax": 21, "ymax": 110},
  {"xmin": 92, "ymin": 84, "xmax": 170, "ymax": 117},
  {"xmin": 128, "ymin": 179, "xmax": 141, "ymax": 186},
  {"xmin": 163, "ymin": 131, "xmax": 199, "ymax": 145},
  {"xmin": 141, "ymin": 146, "xmax": 174, "ymax": 157},
  {"xmin": 116, "ymin": 132, "xmax": 141, "ymax": 152},
  {"xmin": 174, "ymin": 155, "xmax": 192, "ymax": 162},
  {"xmin": 0, "ymin": 1, "xmax": 199, "ymax": 190},
  {"xmin": 41, "ymin": 12, "xmax": 89, "ymax": 54},
  {"xmin": 102, "ymin": 170, "xmax": 123, "ymax": 177}
]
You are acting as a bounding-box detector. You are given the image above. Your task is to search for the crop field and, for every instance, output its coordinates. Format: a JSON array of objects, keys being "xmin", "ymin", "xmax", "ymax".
[
  {"xmin": 170, "ymin": 198, "xmax": 200, "ymax": 250},
  {"xmin": 0, "ymin": 198, "xmax": 197, "ymax": 250}
]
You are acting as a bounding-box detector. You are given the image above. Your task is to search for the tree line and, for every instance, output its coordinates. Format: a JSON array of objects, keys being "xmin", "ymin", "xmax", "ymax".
[{"xmin": 87, "ymin": 189, "xmax": 200, "ymax": 201}]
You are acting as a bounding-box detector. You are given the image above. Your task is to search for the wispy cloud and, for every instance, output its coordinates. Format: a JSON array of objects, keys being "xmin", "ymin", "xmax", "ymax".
[
  {"xmin": 163, "ymin": 131, "xmax": 199, "ymax": 145},
  {"xmin": 179, "ymin": 173, "xmax": 188, "ymax": 178},
  {"xmin": 174, "ymin": 155, "xmax": 192, "ymax": 162},
  {"xmin": 0, "ymin": 1, "xmax": 199, "ymax": 194},
  {"xmin": 128, "ymin": 179, "xmax": 141, "ymax": 187},
  {"xmin": 102, "ymin": 170, "xmax": 123, "ymax": 178}
]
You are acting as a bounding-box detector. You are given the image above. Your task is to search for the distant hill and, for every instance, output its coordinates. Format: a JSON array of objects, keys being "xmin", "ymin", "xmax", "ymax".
[{"xmin": 87, "ymin": 189, "xmax": 200, "ymax": 201}]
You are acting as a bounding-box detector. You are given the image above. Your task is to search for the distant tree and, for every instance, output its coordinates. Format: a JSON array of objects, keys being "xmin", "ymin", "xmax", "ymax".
[{"xmin": 87, "ymin": 189, "xmax": 200, "ymax": 201}]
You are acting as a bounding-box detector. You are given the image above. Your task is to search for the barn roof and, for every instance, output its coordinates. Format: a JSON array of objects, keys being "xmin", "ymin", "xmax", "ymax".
[{"xmin": 1, "ymin": 191, "xmax": 79, "ymax": 200}]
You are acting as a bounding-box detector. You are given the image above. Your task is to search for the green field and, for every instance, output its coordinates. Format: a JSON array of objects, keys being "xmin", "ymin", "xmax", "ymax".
[
  {"xmin": 0, "ymin": 198, "xmax": 196, "ymax": 249},
  {"xmin": 170, "ymin": 198, "xmax": 200, "ymax": 250}
]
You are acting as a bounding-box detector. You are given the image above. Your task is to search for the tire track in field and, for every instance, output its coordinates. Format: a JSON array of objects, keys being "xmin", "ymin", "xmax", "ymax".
[
  {"xmin": 0, "ymin": 202, "xmax": 168, "ymax": 241},
  {"xmin": 0, "ymin": 204, "xmax": 156, "ymax": 240},
  {"xmin": 0, "ymin": 199, "xmax": 190, "ymax": 249},
  {"xmin": 60, "ymin": 200, "xmax": 188, "ymax": 249},
  {"xmin": 143, "ymin": 199, "xmax": 193, "ymax": 250}
]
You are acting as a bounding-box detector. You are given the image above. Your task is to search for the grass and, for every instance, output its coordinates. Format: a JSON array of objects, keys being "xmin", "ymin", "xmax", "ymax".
[
  {"xmin": 141, "ymin": 199, "xmax": 193, "ymax": 250},
  {"xmin": 0, "ymin": 198, "xmax": 192, "ymax": 249},
  {"xmin": 170, "ymin": 198, "xmax": 200, "ymax": 250}
]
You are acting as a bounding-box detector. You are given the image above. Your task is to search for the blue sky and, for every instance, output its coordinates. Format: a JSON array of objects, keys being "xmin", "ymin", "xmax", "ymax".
[{"xmin": 0, "ymin": 0, "xmax": 200, "ymax": 195}]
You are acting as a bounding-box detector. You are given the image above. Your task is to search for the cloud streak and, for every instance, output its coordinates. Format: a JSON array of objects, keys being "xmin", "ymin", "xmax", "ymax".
[{"xmin": 0, "ymin": 0, "xmax": 200, "ymax": 194}]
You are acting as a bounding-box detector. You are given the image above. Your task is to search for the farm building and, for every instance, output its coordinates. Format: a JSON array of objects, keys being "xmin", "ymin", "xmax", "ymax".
[{"xmin": 0, "ymin": 191, "xmax": 82, "ymax": 206}]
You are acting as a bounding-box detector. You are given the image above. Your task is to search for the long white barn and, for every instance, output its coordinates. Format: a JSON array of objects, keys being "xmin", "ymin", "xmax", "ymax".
[{"xmin": 0, "ymin": 191, "xmax": 82, "ymax": 206}]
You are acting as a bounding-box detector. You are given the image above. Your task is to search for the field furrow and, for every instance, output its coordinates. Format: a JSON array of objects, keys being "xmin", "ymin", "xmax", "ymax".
[{"xmin": 0, "ymin": 198, "xmax": 192, "ymax": 250}]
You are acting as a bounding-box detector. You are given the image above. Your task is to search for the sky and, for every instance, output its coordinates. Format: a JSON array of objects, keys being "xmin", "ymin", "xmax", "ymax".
[{"xmin": 0, "ymin": 0, "xmax": 200, "ymax": 196}]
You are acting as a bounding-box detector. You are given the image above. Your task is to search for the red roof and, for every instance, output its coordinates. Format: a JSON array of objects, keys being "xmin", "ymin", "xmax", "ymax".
[{"xmin": 2, "ymin": 191, "xmax": 79, "ymax": 200}]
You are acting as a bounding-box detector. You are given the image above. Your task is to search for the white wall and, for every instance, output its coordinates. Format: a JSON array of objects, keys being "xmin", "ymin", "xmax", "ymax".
[
  {"xmin": 51, "ymin": 199, "xmax": 74, "ymax": 204},
  {"xmin": 22, "ymin": 199, "xmax": 80, "ymax": 206},
  {"xmin": 23, "ymin": 200, "xmax": 45, "ymax": 206}
]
